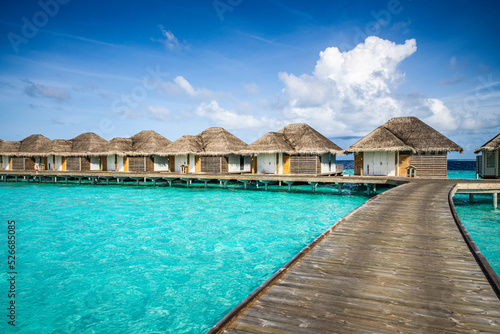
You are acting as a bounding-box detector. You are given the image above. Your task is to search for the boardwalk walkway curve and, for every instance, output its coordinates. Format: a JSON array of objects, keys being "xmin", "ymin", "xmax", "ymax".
[{"xmin": 210, "ymin": 181, "xmax": 500, "ymax": 334}]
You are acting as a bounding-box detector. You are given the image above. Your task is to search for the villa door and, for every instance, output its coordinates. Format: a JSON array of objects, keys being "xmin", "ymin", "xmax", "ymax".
[
  {"xmin": 485, "ymin": 151, "xmax": 496, "ymax": 176},
  {"xmin": 259, "ymin": 154, "xmax": 276, "ymax": 174}
]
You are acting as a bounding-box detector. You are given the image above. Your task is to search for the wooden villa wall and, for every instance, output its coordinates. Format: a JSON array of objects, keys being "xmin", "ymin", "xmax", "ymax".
[
  {"xmin": 11, "ymin": 158, "xmax": 25, "ymax": 170},
  {"xmin": 128, "ymin": 157, "xmax": 145, "ymax": 172},
  {"xmin": 81, "ymin": 157, "xmax": 91, "ymax": 171},
  {"xmin": 25, "ymin": 158, "xmax": 35, "ymax": 171},
  {"xmin": 200, "ymin": 156, "xmax": 229, "ymax": 173},
  {"xmin": 125, "ymin": 156, "xmax": 154, "ymax": 172},
  {"xmin": 66, "ymin": 157, "xmax": 81, "ymax": 171},
  {"xmin": 145, "ymin": 157, "xmax": 154, "ymax": 172},
  {"xmin": 409, "ymin": 154, "xmax": 447, "ymax": 178},
  {"xmin": 289, "ymin": 155, "xmax": 321, "ymax": 175}
]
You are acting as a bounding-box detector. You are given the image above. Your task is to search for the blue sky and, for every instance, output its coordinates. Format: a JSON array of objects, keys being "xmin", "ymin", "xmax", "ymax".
[{"xmin": 1, "ymin": 0, "xmax": 499, "ymax": 158}]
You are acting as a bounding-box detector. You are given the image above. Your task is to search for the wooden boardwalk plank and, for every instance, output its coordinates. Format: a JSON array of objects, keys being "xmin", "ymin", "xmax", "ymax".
[{"xmin": 212, "ymin": 182, "xmax": 500, "ymax": 333}]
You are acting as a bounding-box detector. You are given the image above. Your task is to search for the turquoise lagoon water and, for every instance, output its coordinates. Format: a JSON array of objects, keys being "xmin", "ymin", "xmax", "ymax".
[
  {"xmin": 0, "ymin": 182, "xmax": 370, "ymax": 333},
  {"xmin": 453, "ymin": 193, "xmax": 500, "ymax": 275}
]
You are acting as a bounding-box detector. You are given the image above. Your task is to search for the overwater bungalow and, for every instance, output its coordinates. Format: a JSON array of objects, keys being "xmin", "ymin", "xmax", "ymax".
[
  {"xmin": 94, "ymin": 137, "xmax": 133, "ymax": 172},
  {"xmin": 162, "ymin": 135, "xmax": 203, "ymax": 173},
  {"xmin": 240, "ymin": 123, "xmax": 344, "ymax": 175},
  {"xmin": 196, "ymin": 127, "xmax": 249, "ymax": 173},
  {"xmin": 66, "ymin": 132, "xmax": 108, "ymax": 171},
  {"xmin": 239, "ymin": 132, "xmax": 294, "ymax": 174},
  {"xmin": 278, "ymin": 123, "xmax": 344, "ymax": 174},
  {"xmin": 15, "ymin": 134, "xmax": 52, "ymax": 171},
  {"xmin": 0, "ymin": 140, "xmax": 21, "ymax": 170},
  {"xmin": 49, "ymin": 139, "xmax": 73, "ymax": 171},
  {"xmin": 475, "ymin": 133, "xmax": 500, "ymax": 179},
  {"xmin": 129, "ymin": 130, "xmax": 171, "ymax": 172},
  {"xmin": 346, "ymin": 116, "xmax": 463, "ymax": 177}
]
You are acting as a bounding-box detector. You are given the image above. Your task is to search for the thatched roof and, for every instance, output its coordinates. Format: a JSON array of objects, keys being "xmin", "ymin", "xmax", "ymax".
[
  {"xmin": 49, "ymin": 139, "xmax": 72, "ymax": 155},
  {"xmin": 18, "ymin": 134, "xmax": 52, "ymax": 157},
  {"xmin": 277, "ymin": 123, "xmax": 343, "ymax": 155},
  {"xmin": 346, "ymin": 116, "xmax": 464, "ymax": 154},
  {"xmin": 240, "ymin": 132, "xmax": 294, "ymax": 154},
  {"xmin": 130, "ymin": 130, "xmax": 171, "ymax": 156},
  {"xmin": 474, "ymin": 133, "xmax": 500, "ymax": 153},
  {"xmin": 94, "ymin": 137, "xmax": 133, "ymax": 156},
  {"xmin": 346, "ymin": 126, "xmax": 415, "ymax": 153},
  {"xmin": 163, "ymin": 135, "xmax": 203, "ymax": 156},
  {"xmin": 70, "ymin": 132, "xmax": 107, "ymax": 156},
  {"xmin": 0, "ymin": 141, "xmax": 21, "ymax": 156},
  {"xmin": 196, "ymin": 127, "xmax": 248, "ymax": 156}
]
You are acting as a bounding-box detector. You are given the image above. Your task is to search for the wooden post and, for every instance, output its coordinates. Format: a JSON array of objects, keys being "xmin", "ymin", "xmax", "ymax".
[
  {"xmin": 494, "ymin": 193, "xmax": 498, "ymax": 209},
  {"xmin": 337, "ymin": 183, "xmax": 342, "ymax": 194},
  {"xmin": 469, "ymin": 193, "xmax": 474, "ymax": 202}
]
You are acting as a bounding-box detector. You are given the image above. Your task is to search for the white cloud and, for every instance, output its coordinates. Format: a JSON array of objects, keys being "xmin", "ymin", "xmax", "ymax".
[
  {"xmin": 278, "ymin": 36, "xmax": 417, "ymax": 136},
  {"xmin": 152, "ymin": 26, "xmax": 189, "ymax": 52},
  {"xmin": 147, "ymin": 105, "xmax": 171, "ymax": 121},
  {"xmin": 24, "ymin": 79, "xmax": 70, "ymax": 102},
  {"xmin": 196, "ymin": 100, "xmax": 281, "ymax": 130},
  {"xmin": 244, "ymin": 82, "xmax": 259, "ymax": 95},
  {"xmin": 159, "ymin": 76, "xmax": 219, "ymax": 100},
  {"xmin": 422, "ymin": 98, "xmax": 458, "ymax": 131}
]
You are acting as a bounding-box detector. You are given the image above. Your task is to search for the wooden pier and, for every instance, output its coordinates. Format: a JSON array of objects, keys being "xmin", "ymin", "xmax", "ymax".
[{"xmin": 209, "ymin": 181, "xmax": 500, "ymax": 333}]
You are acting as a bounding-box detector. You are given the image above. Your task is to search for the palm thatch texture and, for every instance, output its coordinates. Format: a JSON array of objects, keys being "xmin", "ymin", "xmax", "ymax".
[
  {"xmin": 277, "ymin": 123, "xmax": 344, "ymax": 155},
  {"xmin": 346, "ymin": 116, "xmax": 464, "ymax": 153},
  {"xmin": 163, "ymin": 135, "xmax": 203, "ymax": 156},
  {"xmin": 195, "ymin": 127, "xmax": 248, "ymax": 156},
  {"xmin": 94, "ymin": 137, "xmax": 133, "ymax": 156},
  {"xmin": 18, "ymin": 134, "xmax": 53, "ymax": 157},
  {"xmin": 130, "ymin": 130, "xmax": 171, "ymax": 156},
  {"xmin": 474, "ymin": 133, "xmax": 500, "ymax": 153},
  {"xmin": 69, "ymin": 132, "xmax": 108, "ymax": 157},
  {"xmin": 0, "ymin": 140, "xmax": 21, "ymax": 156},
  {"xmin": 49, "ymin": 139, "xmax": 73, "ymax": 156},
  {"xmin": 239, "ymin": 132, "xmax": 294, "ymax": 155}
]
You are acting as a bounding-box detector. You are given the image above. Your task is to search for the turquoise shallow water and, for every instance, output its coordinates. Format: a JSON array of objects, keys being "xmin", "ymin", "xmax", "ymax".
[
  {"xmin": 0, "ymin": 182, "xmax": 370, "ymax": 333},
  {"xmin": 453, "ymin": 193, "xmax": 500, "ymax": 275}
]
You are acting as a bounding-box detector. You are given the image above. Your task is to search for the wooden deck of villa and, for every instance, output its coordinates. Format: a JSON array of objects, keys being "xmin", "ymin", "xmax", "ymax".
[{"xmin": 209, "ymin": 181, "xmax": 500, "ymax": 333}]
